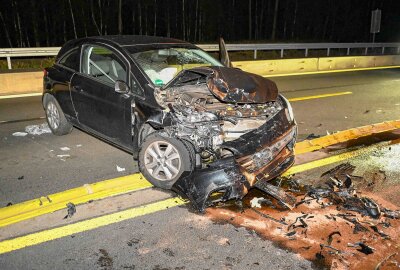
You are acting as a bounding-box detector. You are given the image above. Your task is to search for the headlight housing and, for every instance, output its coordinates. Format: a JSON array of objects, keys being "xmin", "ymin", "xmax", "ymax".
[{"xmin": 280, "ymin": 94, "xmax": 295, "ymax": 122}]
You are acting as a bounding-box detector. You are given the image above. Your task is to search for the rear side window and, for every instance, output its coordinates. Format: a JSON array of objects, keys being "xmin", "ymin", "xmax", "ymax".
[
  {"xmin": 81, "ymin": 45, "xmax": 127, "ymax": 86},
  {"xmin": 58, "ymin": 48, "xmax": 80, "ymax": 71}
]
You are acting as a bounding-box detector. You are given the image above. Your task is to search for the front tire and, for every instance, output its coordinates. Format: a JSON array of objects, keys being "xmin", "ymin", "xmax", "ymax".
[
  {"xmin": 44, "ymin": 95, "xmax": 72, "ymax": 136},
  {"xmin": 138, "ymin": 132, "xmax": 195, "ymax": 189}
]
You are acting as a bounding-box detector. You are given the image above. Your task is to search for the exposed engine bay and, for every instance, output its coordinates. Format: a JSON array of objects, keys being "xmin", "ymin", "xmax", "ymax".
[{"xmin": 151, "ymin": 66, "xmax": 297, "ymax": 211}]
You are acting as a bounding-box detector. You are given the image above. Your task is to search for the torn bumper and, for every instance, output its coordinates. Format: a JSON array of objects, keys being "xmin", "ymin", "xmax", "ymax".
[{"xmin": 173, "ymin": 109, "xmax": 297, "ymax": 212}]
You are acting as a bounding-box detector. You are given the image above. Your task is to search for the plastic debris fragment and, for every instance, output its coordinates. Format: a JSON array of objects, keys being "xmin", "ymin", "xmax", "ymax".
[{"xmin": 25, "ymin": 123, "xmax": 51, "ymax": 135}]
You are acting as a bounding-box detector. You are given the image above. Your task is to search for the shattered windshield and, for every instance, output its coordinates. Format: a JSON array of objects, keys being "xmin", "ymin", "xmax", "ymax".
[{"xmin": 131, "ymin": 48, "xmax": 223, "ymax": 86}]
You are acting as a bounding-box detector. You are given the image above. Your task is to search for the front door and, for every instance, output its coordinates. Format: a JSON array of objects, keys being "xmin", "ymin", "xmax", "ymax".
[{"xmin": 70, "ymin": 44, "xmax": 132, "ymax": 149}]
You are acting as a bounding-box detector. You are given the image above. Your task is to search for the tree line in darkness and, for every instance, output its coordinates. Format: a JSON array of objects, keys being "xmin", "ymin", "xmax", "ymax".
[{"xmin": 0, "ymin": 0, "xmax": 398, "ymax": 48}]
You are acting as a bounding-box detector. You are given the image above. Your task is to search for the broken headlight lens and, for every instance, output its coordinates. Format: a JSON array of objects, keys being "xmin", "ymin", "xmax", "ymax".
[{"xmin": 280, "ymin": 95, "xmax": 294, "ymax": 122}]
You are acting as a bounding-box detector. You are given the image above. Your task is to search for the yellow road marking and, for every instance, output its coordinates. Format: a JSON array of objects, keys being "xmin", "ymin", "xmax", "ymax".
[
  {"xmin": 0, "ymin": 140, "xmax": 397, "ymax": 254},
  {"xmin": 295, "ymin": 120, "xmax": 400, "ymax": 155},
  {"xmin": 0, "ymin": 93, "xmax": 42, "ymax": 99},
  {"xmin": 0, "ymin": 197, "xmax": 185, "ymax": 255},
  {"xmin": 263, "ymin": 65, "xmax": 400, "ymax": 78},
  {"xmin": 0, "ymin": 174, "xmax": 152, "ymax": 228},
  {"xmin": 288, "ymin": 91, "xmax": 352, "ymax": 102}
]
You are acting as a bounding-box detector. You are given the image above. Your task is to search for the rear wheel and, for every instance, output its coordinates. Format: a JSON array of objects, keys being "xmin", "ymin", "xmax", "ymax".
[
  {"xmin": 44, "ymin": 95, "xmax": 72, "ymax": 136},
  {"xmin": 138, "ymin": 132, "xmax": 195, "ymax": 189}
]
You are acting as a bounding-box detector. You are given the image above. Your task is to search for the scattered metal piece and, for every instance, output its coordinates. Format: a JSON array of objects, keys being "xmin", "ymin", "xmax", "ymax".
[
  {"xmin": 64, "ymin": 202, "xmax": 76, "ymax": 219},
  {"xmin": 381, "ymin": 208, "xmax": 400, "ymax": 219},
  {"xmin": 254, "ymin": 180, "xmax": 296, "ymax": 209},
  {"xmin": 374, "ymin": 252, "xmax": 398, "ymax": 270},
  {"xmin": 320, "ymin": 244, "xmax": 343, "ymax": 254},
  {"xmin": 343, "ymin": 197, "xmax": 381, "ymax": 219},
  {"xmin": 288, "ymin": 214, "xmax": 308, "ymax": 230},
  {"xmin": 320, "ymin": 163, "xmax": 355, "ymax": 182},
  {"xmin": 250, "ymin": 208, "xmax": 288, "ymax": 225},
  {"xmin": 327, "ymin": 231, "xmax": 341, "ymax": 245}
]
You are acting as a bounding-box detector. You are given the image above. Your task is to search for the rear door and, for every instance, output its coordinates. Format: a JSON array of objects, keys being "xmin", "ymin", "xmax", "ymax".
[
  {"xmin": 70, "ymin": 44, "xmax": 132, "ymax": 148},
  {"xmin": 52, "ymin": 47, "xmax": 81, "ymax": 118}
]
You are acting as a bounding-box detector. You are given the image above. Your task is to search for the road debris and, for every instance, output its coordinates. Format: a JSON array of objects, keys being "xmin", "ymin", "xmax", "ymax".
[
  {"xmin": 374, "ymin": 252, "xmax": 398, "ymax": 270},
  {"xmin": 348, "ymin": 242, "xmax": 374, "ymax": 255},
  {"xmin": 305, "ymin": 133, "xmax": 320, "ymax": 140},
  {"xmin": 327, "ymin": 231, "xmax": 341, "ymax": 245},
  {"xmin": 250, "ymin": 197, "xmax": 267, "ymax": 208},
  {"xmin": 60, "ymin": 147, "xmax": 70, "ymax": 151},
  {"xmin": 17, "ymin": 176, "xmax": 24, "ymax": 180},
  {"xmin": 25, "ymin": 123, "xmax": 51, "ymax": 135},
  {"xmin": 116, "ymin": 165, "xmax": 126, "ymax": 172},
  {"xmin": 12, "ymin": 132, "xmax": 28, "ymax": 137},
  {"xmin": 64, "ymin": 202, "xmax": 76, "ymax": 219},
  {"xmin": 207, "ymin": 161, "xmax": 400, "ymax": 270},
  {"xmin": 57, "ymin": 154, "xmax": 70, "ymax": 161}
]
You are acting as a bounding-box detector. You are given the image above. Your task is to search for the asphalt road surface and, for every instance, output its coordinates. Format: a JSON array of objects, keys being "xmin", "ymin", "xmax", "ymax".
[{"xmin": 1, "ymin": 68, "xmax": 400, "ymax": 269}]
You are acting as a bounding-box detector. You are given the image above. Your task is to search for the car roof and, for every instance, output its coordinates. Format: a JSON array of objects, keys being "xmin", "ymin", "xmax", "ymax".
[
  {"xmin": 91, "ymin": 35, "xmax": 190, "ymax": 46},
  {"xmin": 57, "ymin": 35, "xmax": 194, "ymax": 59}
]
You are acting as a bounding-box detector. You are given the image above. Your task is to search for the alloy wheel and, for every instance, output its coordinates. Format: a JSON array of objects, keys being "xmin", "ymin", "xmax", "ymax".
[
  {"xmin": 144, "ymin": 141, "xmax": 182, "ymax": 181},
  {"xmin": 46, "ymin": 101, "xmax": 60, "ymax": 130}
]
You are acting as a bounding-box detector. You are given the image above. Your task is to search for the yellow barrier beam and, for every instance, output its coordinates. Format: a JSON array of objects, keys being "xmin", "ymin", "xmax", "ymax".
[{"xmin": 295, "ymin": 120, "xmax": 400, "ymax": 155}]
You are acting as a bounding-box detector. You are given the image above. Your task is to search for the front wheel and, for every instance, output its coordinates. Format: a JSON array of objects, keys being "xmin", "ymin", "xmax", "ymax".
[{"xmin": 138, "ymin": 133, "xmax": 195, "ymax": 189}]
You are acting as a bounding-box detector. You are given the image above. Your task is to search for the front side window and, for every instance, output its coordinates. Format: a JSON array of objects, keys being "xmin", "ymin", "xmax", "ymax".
[
  {"xmin": 58, "ymin": 48, "xmax": 80, "ymax": 71},
  {"xmin": 130, "ymin": 47, "xmax": 222, "ymax": 86},
  {"xmin": 81, "ymin": 45, "xmax": 127, "ymax": 85}
]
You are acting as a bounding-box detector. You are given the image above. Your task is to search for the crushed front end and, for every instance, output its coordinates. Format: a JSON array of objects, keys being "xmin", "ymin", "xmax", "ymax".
[{"xmin": 154, "ymin": 66, "xmax": 297, "ymax": 212}]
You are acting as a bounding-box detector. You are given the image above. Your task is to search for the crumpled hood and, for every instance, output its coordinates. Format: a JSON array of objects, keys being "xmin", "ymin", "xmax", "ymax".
[
  {"xmin": 163, "ymin": 66, "xmax": 278, "ymax": 104},
  {"xmin": 206, "ymin": 66, "xmax": 278, "ymax": 103}
]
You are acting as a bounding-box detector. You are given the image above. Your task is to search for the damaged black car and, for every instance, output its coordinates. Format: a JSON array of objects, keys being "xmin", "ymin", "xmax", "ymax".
[{"xmin": 43, "ymin": 35, "xmax": 297, "ymax": 211}]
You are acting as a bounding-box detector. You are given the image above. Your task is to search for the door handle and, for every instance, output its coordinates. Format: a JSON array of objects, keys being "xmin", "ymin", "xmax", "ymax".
[{"xmin": 73, "ymin": 86, "xmax": 84, "ymax": 92}]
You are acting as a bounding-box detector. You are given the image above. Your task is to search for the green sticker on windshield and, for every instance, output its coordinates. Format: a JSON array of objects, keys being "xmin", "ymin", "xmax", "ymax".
[{"xmin": 154, "ymin": 79, "xmax": 163, "ymax": 86}]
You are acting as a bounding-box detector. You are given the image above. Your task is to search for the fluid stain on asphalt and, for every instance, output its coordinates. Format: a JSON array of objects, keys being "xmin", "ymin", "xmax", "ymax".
[
  {"xmin": 206, "ymin": 161, "xmax": 400, "ymax": 270},
  {"xmin": 97, "ymin": 249, "xmax": 113, "ymax": 270}
]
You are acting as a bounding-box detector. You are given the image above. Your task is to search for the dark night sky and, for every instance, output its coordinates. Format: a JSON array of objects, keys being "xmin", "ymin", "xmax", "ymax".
[{"xmin": 0, "ymin": 0, "xmax": 399, "ymax": 48}]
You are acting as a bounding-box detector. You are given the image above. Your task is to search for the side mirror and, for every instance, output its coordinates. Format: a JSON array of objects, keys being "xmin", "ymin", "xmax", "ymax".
[{"xmin": 115, "ymin": 80, "xmax": 130, "ymax": 94}]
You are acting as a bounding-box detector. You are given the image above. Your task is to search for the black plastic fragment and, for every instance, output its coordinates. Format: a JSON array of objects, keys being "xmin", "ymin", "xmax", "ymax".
[
  {"xmin": 327, "ymin": 231, "xmax": 341, "ymax": 245},
  {"xmin": 64, "ymin": 202, "xmax": 76, "ymax": 219},
  {"xmin": 286, "ymin": 231, "xmax": 296, "ymax": 237},
  {"xmin": 354, "ymin": 242, "xmax": 374, "ymax": 255},
  {"xmin": 370, "ymin": 225, "xmax": 389, "ymax": 238}
]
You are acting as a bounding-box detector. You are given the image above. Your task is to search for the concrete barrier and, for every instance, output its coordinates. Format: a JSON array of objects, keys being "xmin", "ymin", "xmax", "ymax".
[
  {"xmin": 0, "ymin": 71, "xmax": 42, "ymax": 95},
  {"xmin": 1, "ymin": 55, "xmax": 400, "ymax": 96}
]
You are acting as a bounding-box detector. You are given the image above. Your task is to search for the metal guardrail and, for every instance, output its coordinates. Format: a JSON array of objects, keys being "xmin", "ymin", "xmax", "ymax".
[{"xmin": 1, "ymin": 43, "xmax": 400, "ymax": 69}]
